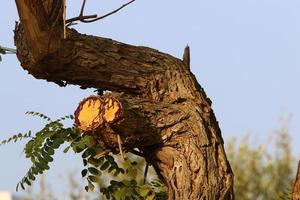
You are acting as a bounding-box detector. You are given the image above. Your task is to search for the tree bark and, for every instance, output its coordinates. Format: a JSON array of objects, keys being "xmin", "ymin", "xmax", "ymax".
[
  {"xmin": 292, "ymin": 161, "xmax": 300, "ymax": 200},
  {"xmin": 14, "ymin": 0, "xmax": 234, "ymax": 199}
]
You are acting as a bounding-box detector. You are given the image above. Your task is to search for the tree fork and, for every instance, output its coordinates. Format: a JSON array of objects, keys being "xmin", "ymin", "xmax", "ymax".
[{"xmin": 14, "ymin": 0, "xmax": 234, "ymax": 199}]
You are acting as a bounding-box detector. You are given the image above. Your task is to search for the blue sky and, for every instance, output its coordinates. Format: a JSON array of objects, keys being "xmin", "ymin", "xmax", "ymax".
[{"xmin": 1, "ymin": 0, "xmax": 300, "ymax": 195}]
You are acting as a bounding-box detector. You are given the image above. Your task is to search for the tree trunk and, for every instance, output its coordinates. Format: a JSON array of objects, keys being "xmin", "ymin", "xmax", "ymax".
[
  {"xmin": 292, "ymin": 161, "xmax": 300, "ymax": 200},
  {"xmin": 14, "ymin": 0, "xmax": 234, "ymax": 199}
]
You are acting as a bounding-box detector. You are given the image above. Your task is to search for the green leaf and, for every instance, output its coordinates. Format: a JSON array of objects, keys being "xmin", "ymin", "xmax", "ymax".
[
  {"xmin": 83, "ymin": 159, "xmax": 88, "ymax": 166},
  {"xmin": 20, "ymin": 182, "xmax": 25, "ymax": 190},
  {"xmin": 63, "ymin": 146, "xmax": 71, "ymax": 153},
  {"xmin": 105, "ymin": 155, "xmax": 115, "ymax": 163},
  {"xmin": 130, "ymin": 179, "xmax": 137, "ymax": 186},
  {"xmin": 145, "ymin": 193, "xmax": 155, "ymax": 200},
  {"xmin": 100, "ymin": 161, "xmax": 110, "ymax": 171},
  {"xmin": 122, "ymin": 180, "xmax": 133, "ymax": 187},
  {"xmin": 51, "ymin": 138, "xmax": 64, "ymax": 149},
  {"xmin": 82, "ymin": 148, "xmax": 95, "ymax": 159},
  {"xmin": 46, "ymin": 147, "xmax": 55, "ymax": 155},
  {"xmin": 38, "ymin": 155, "xmax": 48, "ymax": 166},
  {"xmin": 139, "ymin": 187, "xmax": 151, "ymax": 197},
  {"xmin": 39, "ymin": 162, "xmax": 50, "ymax": 170},
  {"xmin": 119, "ymin": 168, "xmax": 125, "ymax": 174},
  {"xmin": 31, "ymin": 167, "xmax": 39, "ymax": 175},
  {"xmin": 81, "ymin": 169, "xmax": 88, "ymax": 177},
  {"xmin": 25, "ymin": 111, "xmax": 51, "ymax": 121},
  {"xmin": 35, "ymin": 161, "xmax": 48, "ymax": 172},
  {"xmin": 24, "ymin": 178, "xmax": 31, "ymax": 186},
  {"xmin": 28, "ymin": 172, "xmax": 36, "ymax": 181},
  {"xmin": 88, "ymin": 175, "xmax": 100, "ymax": 183},
  {"xmin": 112, "ymin": 188, "xmax": 125, "ymax": 200},
  {"xmin": 85, "ymin": 181, "xmax": 95, "ymax": 192},
  {"xmin": 108, "ymin": 166, "xmax": 115, "ymax": 173},
  {"xmin": 113, "ymin": 170, "xmax": 121, "ymax": 177},
  {"xmin": 88, "ymin": 182, "xmax": 95, "ymax": 192},
  {"xmin": 131, "ymin": 161, "xmax": 138, "ymax": 166},
  {"xmin": 42, "ymin": 151, "xmax": 53, "ymax": 162},
  {"xmin": 0, "ymin": 48, "xmax": 6, "ymax": 54},
  {"xmin": 126, "ymin": 167, "xmax": 138, "ymax": 179},
  {"xmin": 88, "ymin": 167, "xmax": 101, "ymax": 176},
  {"xmin": 73, "ymin": 147, "xmax": 84, "ymax": 153},
  {"xmin": 87, "ymin": 157, "xmax": 103, "ymax": 166}
]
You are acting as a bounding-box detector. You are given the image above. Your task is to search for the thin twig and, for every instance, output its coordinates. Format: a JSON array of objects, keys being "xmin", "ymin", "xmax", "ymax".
[
  {"xmin": 80, "ymin": 0, "xmax": 87, "ymax": 16},
  {"xmin": 143, "ymin": 163, "xmax": 149, "ymax": 184},
  {"xmin": 94, "ymin": 149, "xmax": 110, "ymax": 159},
  {"xmin": 82, "ymin": 0, "xmax": 136, "ymax": 23},
  {"xmin": 63, "ymin": 0, "xmax": 66, "ymax": 39},
  {"xmin": 66, "ymin": 0, "xmax": 136, "ymax": 25},
  {"xmin": 117, "ymin": 134, "xmax": 124, "ymax": 159},
  {"xmin": 66, "ymin": 14, "xmax": 97, "ymax": 24},
  {"xmin": 66, "ymin": 0, "xmax": 96, "ymax": 24},
  {"xmin": 0, "ymin": 46, "xmax": 17, "ymax": 54},
  {"xmin": 130, "ymin": 149, "xmax": 144, "ymax": 157}
]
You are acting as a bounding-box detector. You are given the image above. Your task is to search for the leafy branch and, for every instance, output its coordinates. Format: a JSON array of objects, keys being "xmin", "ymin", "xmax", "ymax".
[{"xmin": 1, "ymin": 111, "xmax": 167, "ymax": 199}]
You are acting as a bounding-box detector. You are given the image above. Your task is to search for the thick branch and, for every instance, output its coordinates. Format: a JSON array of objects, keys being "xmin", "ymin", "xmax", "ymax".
[
  {"xmin": 74, "ymin": 93, "xmax": 191, "ymax": 151},
  {"xmin": 15, "ymin": 0, "xmax": 64, "ymax": 57},
  {"xmin": 15, "ymin": 27, "xmax": 194, "ymax": 98}
]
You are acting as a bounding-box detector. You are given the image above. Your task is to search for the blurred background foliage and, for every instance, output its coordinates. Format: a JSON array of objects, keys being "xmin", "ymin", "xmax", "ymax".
[
  {"xmin": 227, "ymin": 116, "xmax": 294, "ymax": 200},
  {"xmin": 14, "ymin": 118, "xmax": 296, "ymax": 200}
]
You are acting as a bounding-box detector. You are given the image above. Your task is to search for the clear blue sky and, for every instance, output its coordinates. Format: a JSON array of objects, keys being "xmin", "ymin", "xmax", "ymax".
[{"xmin": 1, "ymin": 0, "xmax": 300, "ymax": 195}]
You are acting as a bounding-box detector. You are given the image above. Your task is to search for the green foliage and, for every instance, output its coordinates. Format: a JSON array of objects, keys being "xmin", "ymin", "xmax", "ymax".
[
  {"xmin": 1, "ymin": 111, "xmax": 167, "ymax": 200},
  {"xmin": 226, "ymin": 120, "xmax": 294, "ymax": 200},
  {"xmin": 0, "ymin": 131, "xmax": 32, "ymax": 145},
  {"xmin": 16, "ymin": 170, "xmax": 166, "ymax": 200},
  {"xmin": 98, "ymin": 156, "xmax": 167, "ymax": 200},
  {"xmin": 1, "ymin": 112, "xmax": 91, "ymax": 191}
]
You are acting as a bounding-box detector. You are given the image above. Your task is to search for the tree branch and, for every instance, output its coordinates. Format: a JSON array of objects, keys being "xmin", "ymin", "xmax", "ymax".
[
  {"xmin": 15, "ymin": 0, "xmax": 64, "ymax": 57},
  {"xmin": 0, "ymin": 46, "xmax": 17, "ymax": 54},
  {"xmin": 66, "ymin": 0, "xmax": 136, "ymax": 25},
  {"xmin": 15, "ymin": 27, "xmax": 192, "ymax": 97}
]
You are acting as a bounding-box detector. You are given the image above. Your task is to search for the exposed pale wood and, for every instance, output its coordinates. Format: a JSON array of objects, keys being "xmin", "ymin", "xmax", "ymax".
[
  {"xmin": 14, "ymin": 0, "xmax": 234, "ymax": 199},
  {"xmin": 103, "ymin": 97, "xmax": 122, "ymax": 124},
  {"xmin": 74, "ymin": 96, "xmax": 103, "ymax": 132}
]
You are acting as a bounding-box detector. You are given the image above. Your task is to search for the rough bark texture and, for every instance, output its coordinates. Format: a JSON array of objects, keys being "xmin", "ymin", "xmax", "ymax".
[
  {"xmin": 14, "ymin": 0, "xmax": 234, "ymax": 199},
  {"xmin": 293, "ymin": 161, "xmax": 300, "ymax": 200}
]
